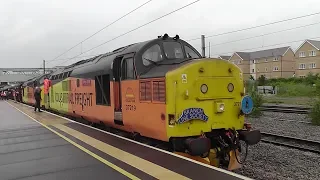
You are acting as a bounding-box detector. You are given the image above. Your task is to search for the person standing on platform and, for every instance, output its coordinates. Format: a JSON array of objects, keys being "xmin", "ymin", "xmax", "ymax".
[
  {"xmin": 3, "ymin": 91, "xmax": 7, "ymax": 100},
  {"xmin": 13, "ymin": 90, "xmax": 17, "ymax": 103},
  {"xmin": 34, "ymin": 86, "xmax": 42, "ymax": 112},
  {"xmin": 0, "ymin": 91, "xmax": 3, "ymax": 100}
]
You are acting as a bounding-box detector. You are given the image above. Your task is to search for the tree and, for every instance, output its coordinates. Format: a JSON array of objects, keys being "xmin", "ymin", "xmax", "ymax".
[{"xmin": 257, "ymin": 75, "xmax": 266, "ymax": 86}]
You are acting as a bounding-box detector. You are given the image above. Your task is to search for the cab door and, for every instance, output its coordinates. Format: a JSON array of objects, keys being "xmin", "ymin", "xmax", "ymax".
[{"xmin": 112, "ymin": 54, "xmax": 135, "ymax": 125}]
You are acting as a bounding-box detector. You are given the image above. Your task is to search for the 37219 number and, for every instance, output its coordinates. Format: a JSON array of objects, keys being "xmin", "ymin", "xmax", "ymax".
[
  {"xmin": 125, "ymin": 104, "xmax": 136, "ymax": 111},
  {"xmin": 234, "ymin": 102, "xmax": 240, "ymax": 106}
]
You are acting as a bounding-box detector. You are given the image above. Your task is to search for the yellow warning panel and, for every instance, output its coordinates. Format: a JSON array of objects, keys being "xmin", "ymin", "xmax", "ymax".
[
  {"xmin": 174, "ymin": 152, "xmax": 210, "ymax": 165},
  {"xmin": 228, "ymin": 150, "xmax": 242, "ymax": 170}
]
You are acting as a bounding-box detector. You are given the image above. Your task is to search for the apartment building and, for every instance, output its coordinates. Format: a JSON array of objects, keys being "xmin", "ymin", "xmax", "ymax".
[
  {"xmin": 294, "ymin": 39, "xmax": 320, "ymax": 78},
  {"xmin": 229, "ymin": 52, "xmax": 251, "ymax": 79},
  {"xmin": 229, "ymin": 46, "xmax": 295, "ymax": 80}
]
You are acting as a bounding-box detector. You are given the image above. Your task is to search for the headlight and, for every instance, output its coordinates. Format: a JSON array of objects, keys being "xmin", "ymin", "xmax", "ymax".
[
  {"xmin": 227, "ymin": 83, "xmax": 234, "ymax": 92},
  {"xmin": 200, "ymin": 84, "xmax": 208, "ymax": 94},
  {"xmin": 219, "ymin": 104, "xmax": 225, "ymax": 111}
]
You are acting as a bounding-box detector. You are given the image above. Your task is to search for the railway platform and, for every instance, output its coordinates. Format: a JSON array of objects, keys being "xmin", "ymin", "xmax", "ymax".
[{"xmin": 0, "ymin": 100, "xmax": 251, "ymax": 180}]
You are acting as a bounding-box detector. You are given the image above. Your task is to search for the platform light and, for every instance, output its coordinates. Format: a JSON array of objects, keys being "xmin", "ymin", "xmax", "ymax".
[{"xmin": 200, "ymin": 84, "xmax": 208, "ymax": 94}]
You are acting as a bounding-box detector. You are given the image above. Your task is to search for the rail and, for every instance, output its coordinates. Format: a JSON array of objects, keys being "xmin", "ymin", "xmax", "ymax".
[
  {"xmin": 259, "ymin": 105, "xmax": 311, "ymax": 114},
  {"xmin": 261, "ymin": 132, "xmax": 320, "ymax": 154}
]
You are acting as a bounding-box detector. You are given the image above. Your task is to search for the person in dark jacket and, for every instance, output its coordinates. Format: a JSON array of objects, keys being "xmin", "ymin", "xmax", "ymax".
[{"xmin": 34, "ymin": 86, "xmax": 42, "ymax": 112}]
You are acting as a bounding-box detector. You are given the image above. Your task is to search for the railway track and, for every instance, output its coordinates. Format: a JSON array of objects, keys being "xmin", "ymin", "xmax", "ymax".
[
  {"xmin": 277, "ymin": 118, "xmax": 311, "ymax": 124},
  {"xmin": 259, "ymin": 105, "xmax": 311, "ymax": 114},
  {"xmin": 261, "ymin": 132, "xmax": 320, "ymax": 154}
]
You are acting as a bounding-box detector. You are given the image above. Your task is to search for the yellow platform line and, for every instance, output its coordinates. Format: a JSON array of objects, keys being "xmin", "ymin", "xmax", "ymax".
[
  {"xmin": 7, "ymin": 102, "xmax": 140, "ymax": 180},
  {"xmin": 53, "ymin": 123, "xmax": 191, "ymax": 180},
  {"xmin": 8, "ymin": 101, "xmax": 191, "ymax": 179}
]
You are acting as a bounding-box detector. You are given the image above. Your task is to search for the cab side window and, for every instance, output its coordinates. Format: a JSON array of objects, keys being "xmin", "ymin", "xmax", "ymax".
[
  {"xmin": 142, "ymin": 44, "xmax": 162, "ymax": 66},
  {"xmin": 185, "ymin": 46, "xmax": 200, "ymax": 58},
  {"xmin": 122, "ymin": 58, "xmax": 135, "ymax": 80}
]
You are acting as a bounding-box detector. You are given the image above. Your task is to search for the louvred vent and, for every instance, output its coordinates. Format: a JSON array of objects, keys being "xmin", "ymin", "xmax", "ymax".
[
  {"xmin": 153, "ymin": 81, "xmax": 165, "ymax": 102},
  {"xmin": 140, "ymin": 81, "xmax": 152, "ymax": 101}
]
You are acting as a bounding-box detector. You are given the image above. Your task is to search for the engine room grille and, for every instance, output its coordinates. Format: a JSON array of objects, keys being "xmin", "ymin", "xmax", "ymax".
[
  {"xmin": 140, "ymin": 81, "xmax": 152, "ymax": 101},
  {"xmin": 152, "ymin": 81, "xmax": 165, "ymax": 102}
]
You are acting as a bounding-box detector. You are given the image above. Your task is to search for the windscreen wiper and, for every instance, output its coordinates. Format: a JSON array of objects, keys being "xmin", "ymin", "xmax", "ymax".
[
  {"xmin": 144, "ymin": 58, "xmax": 159, "ymax": 66},
  {"xmin": 160, "ymin": 58, "xmax": 197, "ymax": 65}
]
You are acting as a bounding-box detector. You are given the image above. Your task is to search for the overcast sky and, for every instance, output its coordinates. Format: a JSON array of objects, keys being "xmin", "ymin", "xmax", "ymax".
[{"xmin": 1, "ymin": 0, "xmax": 320, "ymax": 68}]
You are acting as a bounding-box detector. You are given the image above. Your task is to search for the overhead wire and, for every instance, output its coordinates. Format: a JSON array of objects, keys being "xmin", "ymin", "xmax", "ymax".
[
  {"xmin": 48, "ymin": 0, "xmax": 154, "ymax": 63},
  {"xmin": 205, "ymin": 21, "xmax": 320, "ymax": 48},
  {"xmin": 212, "ymin": 36, "xmax": 320, "ymax": 56},
  {"xmin": 55, "ymin": 0, "xmax": 201, "ymax": 66},
  {"xmin": 186, "ymin": 11, "xmax": 320, "ymax": 42},
  {"xmin": 48, "ymin": 53, "xmax": 103, "ymax": 63}
]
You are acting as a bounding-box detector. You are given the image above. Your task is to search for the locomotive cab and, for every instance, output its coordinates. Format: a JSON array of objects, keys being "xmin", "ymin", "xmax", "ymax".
[{"xmin": 129, "ymin": 34, "xmax": 261, "ymax": 170}]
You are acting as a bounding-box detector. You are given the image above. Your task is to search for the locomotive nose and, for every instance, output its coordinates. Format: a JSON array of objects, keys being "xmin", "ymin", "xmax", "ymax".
[{"xmin": 165, "ymin": 58, "xmax": 246, "ymax": 137}]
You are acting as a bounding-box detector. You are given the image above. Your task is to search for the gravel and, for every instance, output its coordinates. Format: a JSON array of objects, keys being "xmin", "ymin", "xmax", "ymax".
[
  {"xmin": 234, "ymin": 142, "xmax": 320, "ymax": 180},
  {"xmin": 247, "ymin": 112, "xmax": 320, "ymax": 142},
  {"xmin": 231, "ymin": 111, "xmax": 320, "ymax": 179}
]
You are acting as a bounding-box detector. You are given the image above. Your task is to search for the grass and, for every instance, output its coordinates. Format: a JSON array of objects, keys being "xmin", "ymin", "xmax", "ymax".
[
  {"xmin": 255, "ymin": 74, "xmax": 320, "ymax": 125},
  {"xmin": 309, "ymin": 101, "xmax": 320, "ymax": 125},
  {"xmin": 274, "ymin": 83, "xmax": 316, "ymax": 98},
  {"xmin": 263, "ymin": 96, "xmax": 314, "ymax": 106}
]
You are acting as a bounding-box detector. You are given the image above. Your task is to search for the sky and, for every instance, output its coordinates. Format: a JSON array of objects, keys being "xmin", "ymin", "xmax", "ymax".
[{"xmin": 1, "ymin": 0, "xmax": 320, "ymax": 68}]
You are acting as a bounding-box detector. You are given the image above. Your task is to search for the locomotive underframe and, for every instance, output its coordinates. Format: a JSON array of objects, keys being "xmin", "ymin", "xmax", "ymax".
[{"xmin": 170, "ymin": 126, "xmax": 261, "ymax": 169}]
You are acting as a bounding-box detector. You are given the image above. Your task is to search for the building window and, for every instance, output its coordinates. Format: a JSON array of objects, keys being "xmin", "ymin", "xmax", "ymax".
[
  {"xmin": 265, "ymin": 67, "xmax": 268, "ymax": 72},
  {"xmin": 273, "ymin": 57, "xmax": 279, "ymax": 61},
  {"xmin": 299, "ymin": 64, "xmax": 306, "ymax": 69},
  {"xmin": 309, "ymin": 50, "xmax": 316, "ymax": 57},
  {"xmin": 309, "ymin": 63, "xmax": 316, "ymax": 69},
  {"xmin": 252, "ymin": 69, "xmax": 255, "ymax": 73},
  {"xmin": 252, "ymin": 60, "xmax": 255, "ymax": 64},
  {"xmin": 299, "ymin": 51, "xmax": 306, "ymax": 58},
  {"xmin": 273, "ymin": 66, "xmax": 279, "ymax": 71},
  {"xmin": 299, "ymin": 75, "xmax": 306, "ymax": 78},
  {"xmin": 265, "ymin": 58, "xmax": 268, "ymax": 62}
]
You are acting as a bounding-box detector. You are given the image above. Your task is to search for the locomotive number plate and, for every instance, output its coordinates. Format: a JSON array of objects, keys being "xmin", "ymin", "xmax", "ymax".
[{"xmin": 234, "ymin": 102, "xmax": 240, "ymax": 106}]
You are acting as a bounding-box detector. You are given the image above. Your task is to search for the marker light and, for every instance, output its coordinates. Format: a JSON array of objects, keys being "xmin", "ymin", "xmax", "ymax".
[
  {"xmin": 227, "ymin": 83, "xmax": 234, "ymax": 92},
  {"xmin": 200, "ymin": 84, "xmax": 208, "ymax": 94}
]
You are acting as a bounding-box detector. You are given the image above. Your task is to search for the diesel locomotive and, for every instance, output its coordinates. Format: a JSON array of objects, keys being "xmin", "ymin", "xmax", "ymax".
[{"xmin": 18, "ymin": 34, "xmax": 261, "ymax": 170}]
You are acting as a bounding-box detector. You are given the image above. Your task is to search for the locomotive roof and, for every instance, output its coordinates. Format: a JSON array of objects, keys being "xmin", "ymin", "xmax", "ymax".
[
  {"xmin": 67, "ymin": 39, "xmax": 152, "ymax": 78},
  {"xmin": 69, "ymin": 35, "xmax": 201, "ymax": 79},
  {"xmin": 47, "ymin": 40, "xmax": 150, "ymax": 79},
  {"xmin": 45, "ymin": 34, "xmax": 202, "ymax": 81}
]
